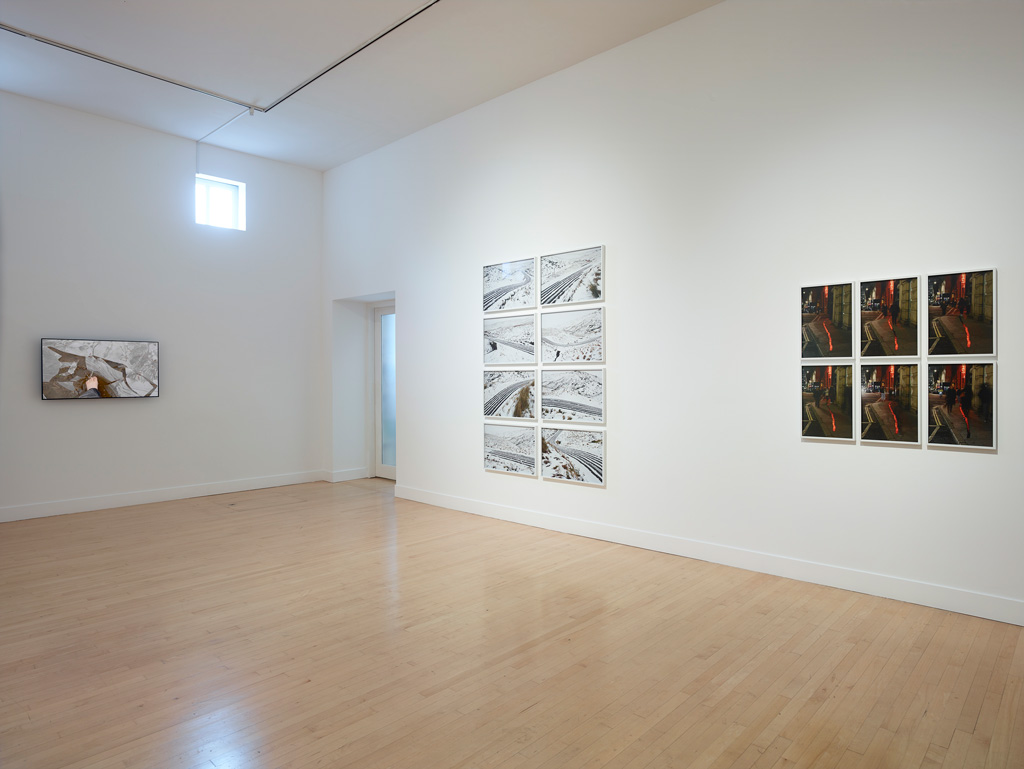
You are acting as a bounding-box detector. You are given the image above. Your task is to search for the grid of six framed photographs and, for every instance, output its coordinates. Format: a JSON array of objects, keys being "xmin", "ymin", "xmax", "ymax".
[
  {"xmin": 484, "ymin": 246, "xmax": 606, "ymax": 485},
  {"xmin": 801, "ymin": 271, "xmax": 996, "ymax": 450}
]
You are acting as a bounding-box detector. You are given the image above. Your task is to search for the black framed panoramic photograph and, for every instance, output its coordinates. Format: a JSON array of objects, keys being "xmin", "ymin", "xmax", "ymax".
[
  {"xmin": 484, "ymin": 424, "xmax": 536, "ymax": 476},
  {"xmin": 926, "ymin": 270, "xmax": 995, "ymax": 355},
  {"xmin": 927, "ymin": 363, "xmax": 995, "ymax": 449},
  {"xmin": 801, "ymin": 365, "xmax": 854, "ymax": 440},
  {"xmin": 483, "ymin": 370, "xmax": 536, "ymax": 420},
  {"xmin": 539, "ymin": 246, "xmax": 603, "ymax": 305},
  {"xmin": 41, "ymin": 338, "xmax": 159, "ymax": 399},
  {"xmin": 541, "ymin": 428, "xmax": 604, "ymax": 486},
  {"xmin": 860, "ymin": 277, "xmax": 918, "ymax": 357},
  {"xmin": 801, "ymin": 283, "xmax": 853, "ymax": 358},
  {"xmin": 541, "ymin": 369, "xmax": 604, "ymax": 423},
  {"xmin": 860, "ymin": 363, "xmax": 919, "ymax": 444},
  {"xmin": 484, "ymin": 314, "xmax": 536, "ymax": 364},
  {"xmin": 483, "ymin": 257, "xmax": 535, "ymax": 312},
  {"xmin": 541, "ymin": 307, "xmax": 604, "ymax": 363}
]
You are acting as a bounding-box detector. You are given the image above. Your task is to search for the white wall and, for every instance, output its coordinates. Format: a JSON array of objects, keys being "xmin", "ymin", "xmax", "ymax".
[
  {"xmin": 0, "ymin": 93, "xmax": 329, "ymax": 520},
  {"xmin": 323, "ymin": 0, "xmax": 1024, "ymax": 624}
]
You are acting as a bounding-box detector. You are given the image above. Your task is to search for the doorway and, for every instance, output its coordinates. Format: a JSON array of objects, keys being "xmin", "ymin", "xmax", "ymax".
[{"xmin": 374, "ymin": 305, "xmax": 396, "ymax": 480}]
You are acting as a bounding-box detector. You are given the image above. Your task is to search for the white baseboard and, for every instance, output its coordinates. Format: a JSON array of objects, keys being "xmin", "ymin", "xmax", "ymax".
[
  {"xmin": 0, "ymin": 470, "xmax": 333, "ymax": 523},
  {"xmin": 329, "ymin": 467, "xmax": 370, "ymax": 483},
  {"xmin": 395, "ymin": 485, "xmax": 1024, "ymax": 627}
]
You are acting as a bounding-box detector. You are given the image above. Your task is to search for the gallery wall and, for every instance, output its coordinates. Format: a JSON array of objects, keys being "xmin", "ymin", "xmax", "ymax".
[
  {"xmin": 323, "ymin": 0, "xmax": 1024, "ymax": 624},
  {"xmin": 0, "ymin": 93, "xmax": 329, "ymax": 521}
]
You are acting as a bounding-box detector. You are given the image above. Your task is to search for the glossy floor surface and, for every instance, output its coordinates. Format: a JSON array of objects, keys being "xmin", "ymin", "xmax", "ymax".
[{"xmin": 1, "ymin": 480, "xmax": 1021, "ymax": 768}]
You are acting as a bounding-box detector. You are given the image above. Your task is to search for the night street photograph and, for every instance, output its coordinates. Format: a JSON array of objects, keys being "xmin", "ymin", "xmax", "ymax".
[
  {"xmin": 927, "ymin": 363, "xmax": 995, "ymax": 449},
  {"xmin": 861, "ymin": 364, "xmax": 919, "ymax": 444},
  {"xmin": 860, "ymin": 277, "xmax": 918, "ymax": 357},
  {"xmin": 802, "ymin": 365, "xmax": 854, "ymax": 440},
  {"xmin": 801, "ymin": 283, "xmax": 853, "ymax": 358},
  {"xmin": 927, "ymin": 271, "xmax": 994, "ymax": 355}
]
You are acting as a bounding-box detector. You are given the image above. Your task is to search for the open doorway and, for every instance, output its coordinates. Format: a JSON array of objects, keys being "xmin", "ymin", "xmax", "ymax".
[{"xmin": 374, "ymin": 305, "xmax": 396, "ymax": 479}]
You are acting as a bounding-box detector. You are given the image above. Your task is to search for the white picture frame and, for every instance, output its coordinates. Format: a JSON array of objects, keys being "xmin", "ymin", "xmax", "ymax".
[
  {"xmin": 539, "ymin": 246, "xmax": 603, "ymax": 306},
  {"xmin": 484, "ymin": 370, "xmax": 536, "ymax": 420},
  {"xmin": 484, "ymin": 314, "xmax": 536, "ymax": 365},
  {"xmin": 541, "ymin": 368, "xmax": 604, "ymax": 424},
  {"xmin": 483, "ymin": 257, "xmax": 535, "ymax": 313},
  {"xmin": 541, "ymin": 307, "xmax": 604, "ymax": 364},
  {"xmin": 484, "ymin": 424, "xmax": 537, "ymax": 476},
  {"xmin": 541, "ymin": 427, "xmax": 604, "ymax": 486}
]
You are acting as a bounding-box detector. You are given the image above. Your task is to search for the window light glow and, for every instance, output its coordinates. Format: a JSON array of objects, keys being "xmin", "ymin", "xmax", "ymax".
[{"xmin": 196, "ymin": 174, "xmax": 246, "ymax": 230}]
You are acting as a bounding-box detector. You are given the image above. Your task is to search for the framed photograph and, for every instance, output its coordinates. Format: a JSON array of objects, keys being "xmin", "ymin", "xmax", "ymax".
[
  {"xmin": 860, "ymin": 277, "xmax": 918, "ymax": 357},
  {"xmin": 541, "ymin": 369, "xmax": 604, "ymax": 423},
  {"xmin": 484, "ymin": 314, "xmax": 535, "ymax": 364},
  {"xmin": 41, "ymin": 338, "xmax": 159, "ymax": 399},
  {"xmin": 860, "ymin": 363, "xmax": 919, "ymax": 444},
  {"xmin": 926, "ymin": 271, "xmax": 995, "ymax": 355},
  {"xmin": 541, "ymin": 307, "xmax": 604, "ymax": 363},
  {"xmin": 927, "ymin": 363, "xmax": 995, "ymax": 449},
  {"xmin": 801, "ymin": 365, "xmax": 854, "ymax": 441},
  {"xmin": 484, "ymin": 370, "xmax": 536, "ymax": 420},
  {"xmin": 484, "ymin": 424, "xmax": 536, "ymax": 476},
  {"xmin": 801, "ymin": 284, "xmax": 853, "ymax": 358},
  {"xmin": 483, "ymin": 257, "xmax": 535, "ymax": 312},
  {"xmin": 541, "ymin": 428, "xmax": 604, "ymax": 486},
  {"xmin": 540, "ymin": 246, "xmax": 603, "ymax": 305}
]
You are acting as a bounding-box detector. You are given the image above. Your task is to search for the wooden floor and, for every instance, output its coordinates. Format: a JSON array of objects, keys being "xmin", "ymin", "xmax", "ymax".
[{"xmin": 1, "ymin": 481, "xmax": 1021, "ymax": 769}]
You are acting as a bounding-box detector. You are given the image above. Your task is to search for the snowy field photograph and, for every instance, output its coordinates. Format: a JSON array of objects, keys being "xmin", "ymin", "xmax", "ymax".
[
  {"xmin": 540, "ymin": 246, "xmax": 603, "ymax": 305},
  {"xmin": 541, "ymin": 308, "xmax": 603, "ymax": 363},
  {"xmin": 484, "ymin": 370, "xmax": 536, "ymax": 420},
  {"xmin": 41, "ymin": 338, "xmax": 159, "ymax": 399},
  {"xmin": 542, "ymin": 428, "xmax": 604, "ymax": 485},
  {"xmin": 483, "ymin": 257, "xmax": 535, "ymax": 312},
  {"xmin": 484, "ymin": 424, "xmax": 536, "ymax": 476},
  {"xmin": 484, "ymin": 315, "xmax": 535, "ymax": 364},
  {"xmin": 541, "ymin": 369, "xmax": 604, "ymax": 423}
]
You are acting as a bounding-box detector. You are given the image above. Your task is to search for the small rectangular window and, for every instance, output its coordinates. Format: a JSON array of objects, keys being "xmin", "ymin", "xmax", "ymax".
[{"xmin": 195, "ymin": 174, "xmax": 246, "ymax": 230}]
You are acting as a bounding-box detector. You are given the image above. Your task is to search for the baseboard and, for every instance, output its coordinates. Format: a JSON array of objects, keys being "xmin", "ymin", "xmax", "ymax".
[
  {"xmin": 329, "ymin": 467, "xmax": 370, "ymax": 483},
  {"xmin": 0, "ymin": 470, "xmax": 333, "ymax": 523},
  {"xmin": 394, "ymin": 485, "xmax": 1024, "ymax": 627}
]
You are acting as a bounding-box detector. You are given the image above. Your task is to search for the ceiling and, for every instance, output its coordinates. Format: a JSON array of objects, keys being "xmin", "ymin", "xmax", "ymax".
[{"xmin": 0, "ymin": 0, "xmax": 721, "ymax": 170}]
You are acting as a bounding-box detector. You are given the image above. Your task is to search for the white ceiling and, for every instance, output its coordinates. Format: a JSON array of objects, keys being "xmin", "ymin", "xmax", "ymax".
[{"xmin": 1, "ymin": 0, "xmax": 722, "ymax": 171}]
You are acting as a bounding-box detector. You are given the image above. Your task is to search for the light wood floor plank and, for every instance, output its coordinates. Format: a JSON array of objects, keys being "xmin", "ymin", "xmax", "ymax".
[{"xmin": 1, "ymin": 480, "xmax": 1020, "ymax": 769}]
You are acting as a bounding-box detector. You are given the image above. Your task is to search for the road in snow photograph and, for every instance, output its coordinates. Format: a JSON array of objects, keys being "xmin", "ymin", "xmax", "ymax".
[
  {"xmin": 484, "ymin": 424, "xmax": 536, "ymax": 476},
  {"xmin": 483, "ymin": 257, "xmax": 535, "ymax": 312},
  {"xmin": 484, "ymin": 315, "xmax": 535, "ymax": 364},
  {"xmin": 542, "ymin": 428, "xmax": 604, "ymax": 485},
  {"xmin": 540, "ymin": 247, "xmax": 603, "ymax": 305},
  {"xmin": 541, "ymin": 369, "xmax": 604, "ymax": 423},
  {"xmin": 484, "ymin": 370, "xmax": 536, "ymax": 420},
  {"xmin": 41, "ymin": 338, "xmax": 159, "ymax": 399},
  {"xmin": 541, "ymin": 308, "xmax": 603, "ymax": 363}
]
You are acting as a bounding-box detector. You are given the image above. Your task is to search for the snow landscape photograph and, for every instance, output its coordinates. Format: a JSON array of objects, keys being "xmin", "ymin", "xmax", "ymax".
[
  {"xmin": 484, "ymin": 315, "xmax": 535, "ymax": 364},
  {"xmin": 542, "ymin": 428, "xmax": 604, "ymax": 485},
  {"xmin": 484, "ymin": 424, "xmax": 536, "ymax": 476},
  {"xmin": 483, "ymin": 370, "xmax": 536, "ymax": 420},
  {"xmin": 540, "ymin": 246, "xmax": 603, "ymax": 305},
  {"xmin": 541, "ymin": 308, "xmax": 604, "ymax": 363},
  {"xmin": 483, "ymin": 257, "xmax": 535, "ymax": 312},
  {"xmin": 41, "ymin": 338, "xmax": 159, "ymax": 399},
  {"xmin": 541, "ymin": 369, "xmax": 604, "ymax": 423}
]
